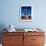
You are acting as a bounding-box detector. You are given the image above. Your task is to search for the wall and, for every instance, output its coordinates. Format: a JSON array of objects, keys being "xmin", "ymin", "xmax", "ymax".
[{"xmin": 0, "ymin": 0, "xmax": 46, "ymax": 30}]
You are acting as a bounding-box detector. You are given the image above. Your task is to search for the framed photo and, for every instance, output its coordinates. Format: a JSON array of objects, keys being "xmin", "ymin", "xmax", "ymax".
[{"xmin": 20, "ymin": 5, "xmax": 33, "ymax": 21}]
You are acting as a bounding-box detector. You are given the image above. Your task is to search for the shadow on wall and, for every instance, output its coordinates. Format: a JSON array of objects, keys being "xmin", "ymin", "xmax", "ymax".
[{"xmin": 0, "ymin": 24, "xmax": 7, "ymax": 43}]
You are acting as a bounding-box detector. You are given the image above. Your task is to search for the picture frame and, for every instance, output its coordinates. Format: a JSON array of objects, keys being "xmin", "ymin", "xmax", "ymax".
[{"xmin": 20, "ymin": 4, "xmax": 33, "ymax": 21}]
